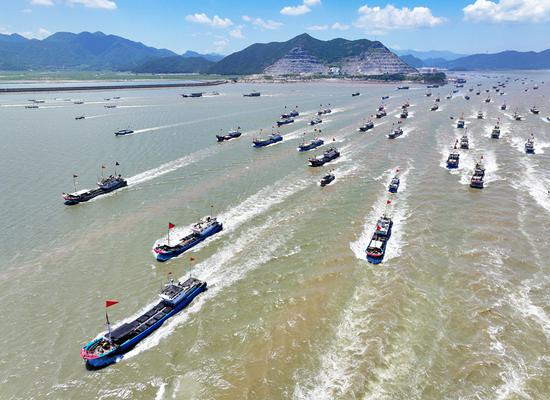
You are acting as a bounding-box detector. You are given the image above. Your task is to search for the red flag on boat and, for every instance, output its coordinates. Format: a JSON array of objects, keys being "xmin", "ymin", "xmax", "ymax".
[
  {"xmin": 168, "ymin": 222, "xmax": 175, "ymax": 229},
  {"xmin": 387, "ymin": 200, "xmax": 392, "ymax": 205},
  {"xmin": 376, "ymin": 225, "xmax": 381, "ymax": 231},
  {"xmin": 189, "ymin": 257, "xmax": 195, "ymax": 262},
  {"xmin": 105, "ymin": 300, "xmax": 118, "ymax": 308},
  {"xmin": 101, "ymin": 165, "xmax": 106, "ymax": 169}
]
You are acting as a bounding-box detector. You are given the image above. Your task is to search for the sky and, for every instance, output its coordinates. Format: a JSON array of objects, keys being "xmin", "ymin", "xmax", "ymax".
[{"xmin": 2, "ymin": 0, "xmax": 550, "ymax": 55}]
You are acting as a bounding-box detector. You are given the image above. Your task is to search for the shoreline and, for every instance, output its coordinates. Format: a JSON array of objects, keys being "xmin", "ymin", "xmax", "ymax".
[{"xmin": 0, "ymin": 79, "xmax": 227, "ymax": 93}]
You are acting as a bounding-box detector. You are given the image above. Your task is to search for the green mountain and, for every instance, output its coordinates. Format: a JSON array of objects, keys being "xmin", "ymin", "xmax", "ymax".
[
  {"xmin": 445, "ymin": 50, "xmax": 550, "ymax": 70},
  {"xmin": 0, "ymin": 31, "xmax": 176, "ymax": 71},
  {"xmin": 133, "ymin": 56, "xmax": 214, "ymax": 73},
  {"xmin": 209, "ymin": 33, "xmax": 416, "ymax": 76},
  {"xmin": 399, "ymin": 54, "xmax": 424, "ymax": 68}
]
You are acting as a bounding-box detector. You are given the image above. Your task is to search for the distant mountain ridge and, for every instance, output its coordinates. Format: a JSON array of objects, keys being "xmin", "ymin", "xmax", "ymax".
[
  {"xmin": 133, "ymin": 56, "xmax": 214, "ymax": 74},
  {"xmin": 210, "ymin": 33, "xmax": 416, "ymax": 76},
  {"xmin": 0, "ymin": 31, "xmax": 176, "ymax": 70},
  {"xmin": 393, "ymin": 49, "xmax": 468, "ymax": 61},
  {"xmin": 182, "ymin": 50, "xmax": 224, "ymax": 62}
]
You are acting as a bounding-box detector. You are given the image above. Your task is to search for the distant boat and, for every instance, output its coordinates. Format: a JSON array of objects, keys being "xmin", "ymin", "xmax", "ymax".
[
  {"xmin": 74, "ymin": 101, "xmax": 84, "ymax": 105},
  {"xmin": 388, "ymin": 124, "xmax": 403, "ymax": 139},
  {"xmin": 63, "ymin": 168, "xmax": 127, "ymax": 206},
  {"xmin": 309, "ymin": 117, "xmax": 322, "ymax": 126},
  {"xmin": 375, "ymin": 107, "xmax": 386, "ymax": 118},
  {"xmin": 216, "ymin": 127, "xmax": 242, "ymax": 142},
  {"xmin": 317, "ymin": 104, "xmax": 332, "ymax": 116},
  {"xmin": 457, "ymin": 114, "xmax": 465, "ymax": 128},
  {"xmin": 388, "ymin": 172, "xmax": 400, "ymax": 193},
  {"xmin": 381, "ymin": 95, "xmax": 390, "ymax": 100},
  {"xmin": 308, "ymin": 147, "xmax": 340, "ymax": 167},
  {"xmin": 243, "ymin": 91, "xmax": 260, "ymax": 97},
  {"xmin": 430, "ymin": 103, "xmax": 439, "ymax": 111},
  {"xmin": 104, "ymin": 104, "xmax": 117, "ymax": 108},
  {"xmin": 446, "ymin": 141, "xmax": 460, "ymax": 169},
  {"xmin": 352, "ymin": 92, "xmax": 360, "ymax": 96},
  {"xmin": 253, "ymin": 130, "xmax": 283, "ymax": 147},
  {"xmin": 181, "ymin": 93, "xmax": 202, "ymax": 98},
  {"xmin": 277, "ymin": 117, "xmax": 294, "ymax": 127},
  {"xmin": 525, "ymin": 135, "xmax": 535, "ymax": 154},
  {"xmin": 491, "ymin": 121, "xmax": 501, "ymax": 139},
  {"xmin": 477, "ymin": 111, "xmax": 484, "ymax": 119},
  {"xmin": 500, "ymin": 104, "xmax": 507, "ymax": 110},
  {"xmin": 470, "ymin": 157, "xmax": 485, "ymax": 189},
  {"xmin": 358, "ymin": 119, "xmax": 374, "ymax": 132},
  {"xmin": 75, "ymin": 115, "xmax": 85, "ymax": 120},
  {"xmin": 25, "ymin": 105, "xmax": 39, "ymax": 109},
  {"xmin": 530, "ymin": 106, "xmax": 539, "ymax": 114},
  {"xmin": 400, "ymin": 108, "xmax": 409, "ymax": 119},
  {"xmin": 460, "ymin": 134, "xmax": 469, "ymax": 149},
  {"xmin": 366, "ymin": 215, "xmax": 393, "ymax": 264},
  {"xmin": 115, "ymin": 129, "xmax": 134, "ymax": 136},
  {"xmin": 426, "ymin": 92, "xmax": 432, "ymax": 97},
  {"xmin": 320, "ymin": 172, "xmax": 335, "ymax": 187},
  {"xmin": 397, "ymin": 86, "xmax": 409, "ymax": 90}
]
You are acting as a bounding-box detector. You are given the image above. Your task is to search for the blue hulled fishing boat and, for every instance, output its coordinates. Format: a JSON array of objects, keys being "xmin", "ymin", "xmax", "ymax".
[
  {"xmin": 366, "ymin": 215, "xmax": 393, "ymax": 264},
  {"xmin": 153, "ymin": 216, "xmax": 222, "ymax": 262},
  {"xmin": 80, "ymin": 278, "xmax": 207, "ymax": 369},
  {"xmin": 253, "ymin": 130, "xmax": 283, "ymax": 147}
]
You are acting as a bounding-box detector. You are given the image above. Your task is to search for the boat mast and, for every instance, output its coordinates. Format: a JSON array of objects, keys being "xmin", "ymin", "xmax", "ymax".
[{"xmin": 72, "ymin": 174, "xmax": 78, "ymax": 193}]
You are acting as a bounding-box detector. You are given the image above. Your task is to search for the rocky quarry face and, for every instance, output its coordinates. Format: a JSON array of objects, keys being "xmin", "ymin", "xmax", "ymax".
[
  {"xmin": 263, "ymin": 45, "xmax": 416, "ymax": 76},
  {"xmin": 264, "ymin": 47, "xmax": 328, "ymax": 75}
]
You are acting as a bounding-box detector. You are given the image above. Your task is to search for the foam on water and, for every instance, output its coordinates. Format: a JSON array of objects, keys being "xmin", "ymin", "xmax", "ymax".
[
  {"xmin": 510, "ymin": 158, "xmax": 550, "ymax": 213},
  {"xmin": 459, "ymin": 149, "xmax": 500, "ymax": 186}
]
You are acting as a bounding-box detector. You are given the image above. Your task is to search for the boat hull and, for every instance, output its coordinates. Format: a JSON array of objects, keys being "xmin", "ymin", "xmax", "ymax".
[{"xmin": 155, "ymin": 223, "xmax": 223, "ymax": 262}]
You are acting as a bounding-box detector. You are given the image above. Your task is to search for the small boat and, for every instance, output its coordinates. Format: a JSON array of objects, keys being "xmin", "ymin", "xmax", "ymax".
[
  {"xmin": 366, "ymin": 215, "xmax": 393, "ymax": 264},
  {"xmin": 452, "ymin": 89, "xmax": 459, "ymax": 94},
  {"xmin": 317, "ymin": 104, "xmax": 332, "ymax": 116},
  {"xmin": 469, "ymin": 88, "xmax": 474, "ymax": 92},
  {"xmin": 457, "ymin": 115, "xmax": 465, "ymax": 128},
  {"xmin": 243, "ymin": 92, "xmax": 260, "ymax": 97},
  {"xmin": 388, "ymin": 174, "xmax": 400, "ymax": 193},
  {"xmin": 253, "ymin": 130, "xmax": 283, "ymax": 147},
  {"xmin": 80, "ymin": 277, "xmax": 207, "ymax": 369},
  {"xmin": 381, "ymin": 95, "xmax": 390, "ymax": 100},
  {"xmin": 427, "ymin": 84, "xmax": 439, "ymax": 88},
  {"xmin": 534, "ymin": 84, "xmax": 539, "ymax": 90},
  {"xmin": 104, "ymin": 104, "xmax": 117, "ymax": 108},
  {"xmin": 430, "ymin": 104, "xmax": 439, "ymax": 111},
  {"xmin": 491, "ymin": 122, "xmax": 501, "ymax": 139},
  {"xmin": 530, "ymin": 106, "xmax": 540, "ymax": 114},
  {"xmin": 113, "ymin": 96, "xmax": 121, "ymax": 100},
  {"xmin": 281, "ymin": 107, "xmax": 299, "ymax": 118},
  {"xmin": 216, "ymin": 127, "xmax": 242, "ymax": 142},
  {"xmin": 309, "ymin": 117, "xmax": 322, "ymax": 126},
  {"xmin": 63, "ymin": 172, "xmax": 127, "ymax": 206},
  {"xmin": 320, "ymin": 172, "xmax": 335, "ymax": 187},
  {"xmin": 74, "ymin": 101, "xmax": 84, "ymax": 105},
  {"xmin": 181, "ymin": 92, "xmax": 202, "ymax": 98},
  {"xmin": 397, "ymin": 86, "xmax": 409, "ymax": 90},
  {"xmin": 426, "ymin": 92, "xmax": 432, "ymax": 97},
  {"xmin": 308, "ymin": 147, "xmax": 340, "ymax": 167},
  {"xmin": 500, "ymin": 104, "xmax": 507, "ymax": 110},
  {"xmin": 400, "ymin": 109, "xmax": 409, "ymax": 119},
  {"xmin": 298, "ymin": 135, "xmax": 324, "ymax": 152},
  {"xmin": 352, "ymin": 92, "xmax": 360, "ymax": 97},
  {"xmin": 485, "ymin": 97, "xmax": 491, "ymax": 103},
  {"xmin": 470, "ymin": 158, "xmax": 485, "ymax": 189},
  {"xmin": 25, "ymin": 105, "xmax": 39, "ymax": 109},
  {"xmin": 115, "ymin": 129, "xmax": 134, "ymax": 136},
  {"xmin": 460, "ymin": 134, "xmax": 469, "ymax": 149},
  {"xmin": 513, "ymin": 110, "xmax": 522, "ymax": 121},
  {"xmin": 277, "ymin": 117, "xmax": 294, "ymax": 127},
  {"xmin": 435, "ymin": 96, "xmax": 441, "ymax": 102},
  {"xmin": 525, "ymin": 135, "xmax": 535, "ymax": 154},
  {"xmin": 375, "ymin": 108, "xmax": 387, "ymax": 118},
  {"xmin": 476, "ymin": 91, "xmax": 481, "ymax": 95},
  {"xmin": 447, "ymin": 151, "xmax": 460, "ymax": 169},
  {"xmin": 477, "ymin": 111, "xmax": 484, "ymax": 119},
  {"xmin": 401, "ymin": 101, "xmax": 410, "ymax": 109},
  {"xmin": 388, "ymin": 124, "xmax": 403, "ymax": 139},
  {"xmin": 153, "ymin": 216, "xmax": 223, "ymax": 262},
  {"xmin": 75, "ymin": 115, "xmax": 85, "ymax": 120},
  {"xmin": 359, "ymin": 119, "xmax": 374, "ymax": 132}
]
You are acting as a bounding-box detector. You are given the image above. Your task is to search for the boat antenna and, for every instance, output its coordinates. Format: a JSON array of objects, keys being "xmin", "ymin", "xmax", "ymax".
[
  {"xmin": 210, "ymin": 204, "xmax": 214, "ymax": 216},
  {"xmin": 100, "ymin": 164, "xmax": 106, "ymax": 180},
  {"xmin": 114, "ymin": 161, "xmax": 120, "ymax": 176},
  {"xmin": 72, "ymin": 174, "xmax": 78, "ymax": 193}
]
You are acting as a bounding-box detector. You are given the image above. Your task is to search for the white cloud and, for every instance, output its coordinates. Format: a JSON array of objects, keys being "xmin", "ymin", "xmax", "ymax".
[
  {"xmin": 355, "ymin": 4, "xmax": 445, "ymax": 34},
  {"xmin": 242, "ymin": 15, "xmax": 283, "ymax": 29},
  {"xmin": 307, "ymin": 25, "xmax": 328, "ymax": 31},
  {"xmin": 463, "ymin": 0, "xmax": 550, "ymax": 23},
  {"xmin": 30, "ymin": 0, "xmax": 54, "ymax": 5},
  {"xmin": 213, "ymin": 38, "xmax": 228, "ymax": 52},
  {"xmin": 229, "ymin": 27, "xmax": 244, "ymax": 38},
  {"xmin": 331, "ymin": 22, "xmax": 349, "ymax": 30},
  {"xmin": 20, "ymin": 27, "xmax": 51, "ymax": 39},
  {"xmin": 66, "ymin": 0, "xmax": 117, "ymax": 10},
  {"xmin": 185, "ymin": 13, "xmax": 233, "ymax": 28},
  {"xmin": 281, "ymin": 0, "xmax": 321, "ymax": 16}
]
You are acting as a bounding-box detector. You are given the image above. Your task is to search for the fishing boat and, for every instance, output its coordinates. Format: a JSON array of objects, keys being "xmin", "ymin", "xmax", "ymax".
[
  {"xmin": 435, "ymin": 96, "xmax": 441, "ymax": 102},
  {"xmin": 320, "ymin": 172, "xmax": 335, "ymax": 187},
  {"xmin": 63, "ymin": 168, "xmax": 127, "ymax": 205},
  {"xmin": 309, "ymin": 117, "xmax": 322, "ymax": 126},
  {"xmin": 530, "ymin": 106, "xmax": 540, "ymax": 114},
  {"xmin": 104, "ymin": 105, "xmax": 117, "ymax": 108},
  {"xmin": 381, "ymin": 95, "xmax": 390, "ymax": 100},
  {"xmin": 430, "ymin": 103, "xmax": 439, "ymax": 111},
  {"xmin": 75, "ymin": 116, "xmax": 85, "ymax": 120},
  {"xmin": 243, "ymin": 92, "xmax": 260, "ymax": 97},
  {"xmin": 400, "ymin": 108, "xmax": 409, "ymax": 119},
  {"xmin": 445, "ymin": 93, "xmax": 452, "ymax": 99},
  {"xmin": 470, "ymin": 158, "xmax": 485, "ymax": 189},
  {"xmin": 359, "ymin": 119, "xmax": 374, "ymax": 132},
  {"xmin": 426, "ymin": 92, "xmax": 432, "ymax": 97},
  {"xmin": 252, "ymin": 130, "xmax": 283, "ymax": 147},
  {"xmin": 500, "ymin": 104, "xmax": 507, "ymax": 110},
  {"xmin": 317, "ymin": 104, "xmax": 332, "ymax": 116},
  {"xmin": 25, "ymin": 105, "xmax": 39, "ymax": 109},
  {"xmin": 375, "ymin": 107, "xmax": 387, "ymax": 118},
  {"xmin": 477, "ymin": 111, "xmax": 484, "ymax": 119},
  {"xmin": 485, "ymin": 96, "xmax": 491, "ymax": 103},
  {"xmin": 388, "ymin": 173, "xmax": 400, "ymax": 193},
  {"xmin": 115, "ymin": 129, "xmax": 134, "ymax": 136},
  {"xmin": 460, "ymin": 133, "xmax": 469, "ymax": 149},
  {"xmin": 457, "ymin": 115, "xmax": 465, "ymax": 128},
  {"xmin": 513, "ymin": 110, "xmax": 522, "ymax": 120},
  {"xmin": 276, "ymin": 117, "xmax": 294, "ymax": 127},
  {"xmin": 366, "ymin": 215, "xmax": 393, "ymax": 264},
  {"xmin": 387, "ymin": 124, "xmax": 403, "ymax": 139},
  {"xmin": 298, "ymin": 131, "xmax": 324, "ymax": 152},
  {"xmin": 476, "ymin": 91, "xmax": 481, "ymax": 95},
  {"xmin": 397, "ymin": 86, "xmax": 409, "ymax": 90},
  {"xmin": 74, "ymin": 101, "xmax": 84, "ymax": 105},
  {"xmin": 153, "ymin": 216, "xmax": 223, "ymax": 262},
  {"xmin": 447, "ymin": 151, "xmax": 460, "ymax": 169},
  {"xmin": 491, "ymin": 121, "xmax": 501, "ymax": 139},
  {"xmin": 352, "ymin": 92, "xmax": 360, "ymax": 97},
  {"xmin": 308, "ymin": 147, "xmax": 340, "ymax": 167},
  {"xmin": 80, "ymin": 277, "xmax": 207, "ymax": 369},
  {"xmin": 525, "ymin": 135, "xmax": 535, "ymax": 154},
  {"xmin": 216, "ymin": 127, "xmax": 242, "ymax": 142},
  {"xmin": 401, "ymin": 101, "xmax": 410, "ymax": 109},
  {"xmin": 281, "ymin": 107, "xmax": 299, "ymax": 118},
  {"xmin": 181, "ymin": 93, "xmax": 202, "ymax": 98}
]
